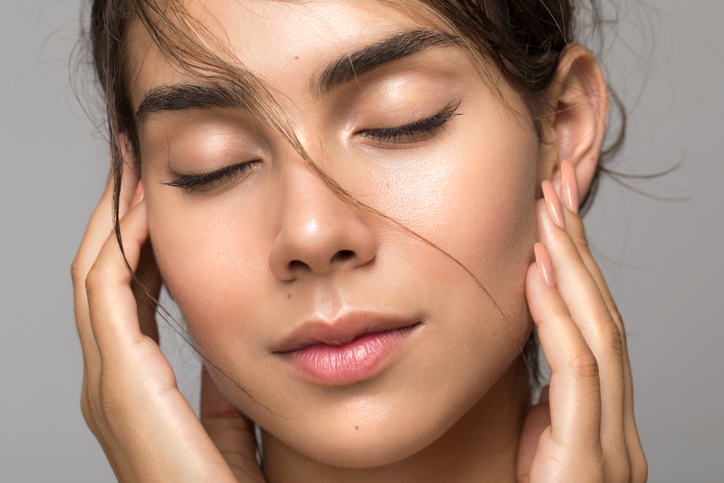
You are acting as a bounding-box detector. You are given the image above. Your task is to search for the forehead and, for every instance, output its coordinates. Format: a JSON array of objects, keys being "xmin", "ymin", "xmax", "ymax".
[{"xmin": 125, "ymin": 0, "xmax": 439, "ymax": 109}]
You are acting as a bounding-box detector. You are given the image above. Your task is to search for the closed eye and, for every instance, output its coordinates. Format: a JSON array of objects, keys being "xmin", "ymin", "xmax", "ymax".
[
  {"xmin": 359, "ymin": 101, "xmax": 461, "ymax": 145},
  {"xmin": 164, "ymin": 160, "xmax": 260, "ymax": 193}
]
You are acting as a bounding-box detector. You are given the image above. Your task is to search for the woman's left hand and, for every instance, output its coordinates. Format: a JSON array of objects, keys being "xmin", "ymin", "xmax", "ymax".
[{"xmin": 516, "ymin": 160, "xmax": 648, "ymax": 482}]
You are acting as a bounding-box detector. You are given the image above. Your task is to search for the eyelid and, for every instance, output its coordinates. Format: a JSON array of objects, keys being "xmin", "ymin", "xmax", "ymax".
[
  {"xmin": 163, "ymin": 101, "xmax": 462, "ymax": 192},
  {"xmin": 164, "ymin": 160, "xmax": 260, "ymax": 193},
  {"xmin": 359, "ymin": 100, "xmax": 462, "ymax": 144}
]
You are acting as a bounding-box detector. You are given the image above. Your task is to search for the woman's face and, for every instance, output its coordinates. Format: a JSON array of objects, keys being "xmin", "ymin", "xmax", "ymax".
[{"xmin": 129, "ymin": 0, "xmax": 546, "ymax": 468}]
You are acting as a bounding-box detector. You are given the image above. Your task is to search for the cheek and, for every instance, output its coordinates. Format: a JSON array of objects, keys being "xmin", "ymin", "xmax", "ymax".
[
  {"xmin": 146, "ymin": 198, "xmax": 274, "ymax": 352},
  {"xmin": 413, "ymin": 113, "xmax": 540, "ymax": 380},
  {"xmin": 380, "ymin": 115, "xmax": 539, "ymax": 311}
]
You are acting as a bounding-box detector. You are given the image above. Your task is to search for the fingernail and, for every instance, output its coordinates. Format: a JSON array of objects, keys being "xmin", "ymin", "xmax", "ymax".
[
  {"xmin": 561, "ymin": 159, "xmax": 579, "ymax": 214},
  {"xmin": 552, "ymin": 177, "xmax": 562, "ymax": 200},
  {"xmin": 539, "ymin": 385, "xmax": 550, "ymax": 404},
  {"xmin": 130, "ymin": 182, "xmax": 145, "ymax": 208},
  {"xmin": 542, "ymin": 180, "xmax": 565, "ymax": 229},
  {"xmin": 534, "ymin": 243, "xmax": 555, "ymax": 288}
]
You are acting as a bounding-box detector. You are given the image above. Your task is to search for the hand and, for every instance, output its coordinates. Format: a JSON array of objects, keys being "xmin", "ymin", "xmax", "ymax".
[
  {"xmin": 71, "ymin": 161, "xmax": 266, "ymax": 482},
  {"xmin": 516, "ymin": 160, "xmax": 648, "ymax": 482}
]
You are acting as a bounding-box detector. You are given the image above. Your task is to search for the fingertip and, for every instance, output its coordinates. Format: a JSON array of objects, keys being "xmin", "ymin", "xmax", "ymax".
[
  {"xmin": 542, "ymin": 180, "xmax": 566, "ymax": 230},
  {"xmin": 525, "ymin": 261, "xmax": 552, "ymax": 329},
  {"xmin": 552, "ymin": 177, "xmax": 562, "ymax": 200},
  {"xmin": 561, "ymin": 159, "xmax": 579, "ymax": 214},
  {"xmin": 525, "ymin": 261, "xmax": 543, "ymax": 294}
]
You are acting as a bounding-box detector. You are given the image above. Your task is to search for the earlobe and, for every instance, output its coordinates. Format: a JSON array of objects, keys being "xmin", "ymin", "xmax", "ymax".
[{"xmin": 543, "ymin": 44, "xmax": 608, "ymax": 199}]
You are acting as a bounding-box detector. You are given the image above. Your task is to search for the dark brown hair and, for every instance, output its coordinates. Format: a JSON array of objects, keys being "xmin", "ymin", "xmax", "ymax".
[{"xmin": 85, "ymin": 0, "xmax": 625, "ymax": 395}]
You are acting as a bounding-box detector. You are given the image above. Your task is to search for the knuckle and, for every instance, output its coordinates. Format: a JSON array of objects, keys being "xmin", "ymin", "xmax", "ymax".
[
  {"xmin": 568, "ymin": 222, "xmax": 590, "ymax": 252},
  {"xmin": 80, "ymin": 385, "xmax": 103, "ymax": 435},
  {"xmin": 599, "ymin": 314, "xmax": 624, "ymax": 356},
  {"xmin": 604, "ymin": 294, "xmax": 625, "ymax": 323},
  {"xmin": 85, "ymin": 264, "xmax": 112, "ymax": 294},
  {"xmin": 631, "ymin": 450, "xmax": 649, "ymax": 483},
  {"xmin": 607, "ymin": 462, "xmax": 632, "ymax": 483},
  {"xmin": 574, "ymin": 232, "xmax": 590, "ymax": 252},
  {"xmin": 98, "ymin": 378, "xmax": 126, "ymax": 419},
  {"xmin": 70, "ymin": 257, "xmax": 87, "ymax": 287},
  {"xmin": 538, "ymin": 304, "xmax": 571, "ymax": 329},
  {"xmin": 569, "ymin": 351, "xmax": 599, "ymax": 379},
  {"xmin": 80, "ymin": 392, "xmax": 91, "ymax": 423}
]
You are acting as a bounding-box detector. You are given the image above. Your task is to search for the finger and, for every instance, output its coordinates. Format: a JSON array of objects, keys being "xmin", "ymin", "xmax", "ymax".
[
  {"xmin": 85, "ymin": 198, "xmax": 150, "ymax": 357},
  {"xmin": 558, "ymin": 166, "xmax": 645, "ymax": 476},
  {"xmin": 73, "ymin": 157, "xmax": 139, "ymax": 366},
  {"xmin": 558, "ymin": 179, "xmax": 638, "ymax": 427},
  {"xmin": 73, "ymin": 171, "xmax": 115, "ymax": 374},
  {"xmin": 556, "ymin": 163, "xmax": 623, "ymax": 332},
  {"xmin": 538, "ymin": 196, "xmax": 628, "ymax": 465},
  {"xmin": 557, "ymin": 176, "xmax": 629, "ymax": 362},
  {"xmin": 538, "ymin": 199, "xmax": 629, "ymax": 468},
  {"xmin": 201, "ymin": 368, "xmax": 266, "ymax": 483},
  {"xmin": 557, "ymin": 163, "xmax": 629, "ymax": 385},
  {"xmin": 525, "ymin": 259, "xmax": 602, "ymax": 453}
]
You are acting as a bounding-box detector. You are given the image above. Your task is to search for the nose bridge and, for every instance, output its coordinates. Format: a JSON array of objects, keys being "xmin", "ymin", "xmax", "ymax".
[{"xmin": 268, "ymin": 154, "xmax": 377, "ymax": 280}]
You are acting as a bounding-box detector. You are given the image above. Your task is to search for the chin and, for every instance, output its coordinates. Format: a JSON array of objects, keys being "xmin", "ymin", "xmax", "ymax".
[
  {"xmin": 258, "ymin": 364, "xmax": 509, "ymax": 471},
  {"xmin": 264, "ymin": 414, "xmax": 450, "ymax": 469}
]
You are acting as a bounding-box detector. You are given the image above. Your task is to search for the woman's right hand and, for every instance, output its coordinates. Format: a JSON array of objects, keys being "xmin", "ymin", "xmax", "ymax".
[{"xmin": 71, "ymin": 162, "xmax": 266, "ymax": 482}]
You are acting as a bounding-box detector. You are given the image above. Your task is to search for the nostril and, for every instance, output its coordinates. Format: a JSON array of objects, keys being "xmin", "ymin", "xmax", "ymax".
[
  {"xmin": 331, "ymin": 250, "xmax": 355, "ymax": 264},
  {"xmin": 289, "ymin": 260, "xmax": 310, "ymax": 272}
]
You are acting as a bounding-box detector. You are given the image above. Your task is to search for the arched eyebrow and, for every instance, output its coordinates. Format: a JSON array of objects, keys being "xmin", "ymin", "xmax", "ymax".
[
  {"xmin": 135, "ymin": 28, "xmax": 461, "ymax": 126},
  {"xmin": 136, "ymin": 83, "xmax": 241, "ymax": 126},
  {"xmin": 310, "ymin": 28, "xmax": 461, "ymax": 97}
]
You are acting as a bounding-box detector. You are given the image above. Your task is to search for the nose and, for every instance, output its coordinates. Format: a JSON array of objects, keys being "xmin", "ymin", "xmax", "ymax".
[{"xmin": 268, "ymin": 159, "xmax": 378, "ymax": 281}]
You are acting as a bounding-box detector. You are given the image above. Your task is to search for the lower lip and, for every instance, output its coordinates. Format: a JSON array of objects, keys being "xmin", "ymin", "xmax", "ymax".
[{"xmin": 283, "ymin": 326, "xmax": 417, "ymax": 385}]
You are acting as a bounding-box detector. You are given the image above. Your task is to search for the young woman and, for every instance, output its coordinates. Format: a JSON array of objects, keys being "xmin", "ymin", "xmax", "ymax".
[{"xmin": 72, "ymin": 0, "xmax": 647, "ymax": 481}]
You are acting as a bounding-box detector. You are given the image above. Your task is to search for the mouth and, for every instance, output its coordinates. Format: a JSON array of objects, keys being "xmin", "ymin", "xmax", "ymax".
[{"xmin": 275, "ymin": 313, "xmax": 421, "ymax": 386}]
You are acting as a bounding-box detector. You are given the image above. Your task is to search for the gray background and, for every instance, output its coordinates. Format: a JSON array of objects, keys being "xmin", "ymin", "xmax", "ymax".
[{"xmin": 1, "ymin": 1, "xmax": 722, "ymax": 481}]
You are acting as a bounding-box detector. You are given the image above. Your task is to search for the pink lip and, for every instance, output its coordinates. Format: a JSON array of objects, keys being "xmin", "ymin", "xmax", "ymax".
[{"xmin": 275, "ymin": 313, "xmax": 420, "ymax": 385}]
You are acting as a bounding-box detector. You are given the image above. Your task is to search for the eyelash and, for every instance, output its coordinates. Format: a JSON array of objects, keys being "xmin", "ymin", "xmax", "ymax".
[
  {"xmin": 164, "ymin": 161, "xmax": 260, "ymax": 193},
  {"xmin": 360, "ymin": 101, "xmax": 461, "ymax": 144},
  {"xmin": 166, "ymin": 102, "xmax": 461, "ymax": 193}
]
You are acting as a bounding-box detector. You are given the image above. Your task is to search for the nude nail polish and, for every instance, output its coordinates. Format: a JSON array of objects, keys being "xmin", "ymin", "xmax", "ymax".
[
  {"xmin": 534, "ymin": 243, "xmax": 555, "ymax": 288},
  {"xmin": 561, "ymin": 159, "xmax": 579, "ymax": 214},
  {"xmin": 542, "ymin": 180, "xmax": 565, "ymax": 229}
]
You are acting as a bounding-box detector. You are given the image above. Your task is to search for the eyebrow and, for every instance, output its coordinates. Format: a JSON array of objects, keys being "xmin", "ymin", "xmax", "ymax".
[
  {"xmin": 310, "ymin": 28, "xmax": 461, "ymax": 97},
  {"xmin": 135, "ymin": 28, "xmax": 461, "ymax": 125},
  {"xmin": 136, "ymin": 83, "xmax": 244, "ymax": 126}
]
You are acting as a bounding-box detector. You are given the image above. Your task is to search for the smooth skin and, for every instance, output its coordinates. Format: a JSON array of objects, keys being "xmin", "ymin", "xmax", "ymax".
[
  {"xmin": 71, "ymin": 2, "xmax": 646, "ymax": 481},
  {"xmin": 72, "ymin": 161, "xmax": 646, "ymax": 482}
]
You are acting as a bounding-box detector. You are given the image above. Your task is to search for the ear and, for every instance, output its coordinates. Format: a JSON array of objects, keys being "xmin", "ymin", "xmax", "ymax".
[
  {"xmin": 118, "ymin": 132, "xmax": 144, "ymax": 204},
  {"xmin": 118, "ymin": 131, "xmax": 143, "ymax": 180},
  {"xmin": 118, "ymin": 132, "xmax": 138, "ymax": 167},
  {"xmin": 539, "ymin": 44, "xmax": 608, "ymax": 198}
]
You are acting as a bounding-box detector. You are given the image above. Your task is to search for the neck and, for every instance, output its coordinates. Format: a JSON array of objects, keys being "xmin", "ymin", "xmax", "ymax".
[{"xmin": 261, "ymin": 362, "xmax": 531, "ymax": 483}]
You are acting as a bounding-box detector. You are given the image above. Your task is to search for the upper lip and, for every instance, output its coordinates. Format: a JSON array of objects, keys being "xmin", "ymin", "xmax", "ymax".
[{"xmin": 274, "ymin": 312, "xmax": 420, "ymax": 353}]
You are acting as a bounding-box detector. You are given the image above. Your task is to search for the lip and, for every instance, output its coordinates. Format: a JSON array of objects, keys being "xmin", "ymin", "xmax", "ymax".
[{"xmin": 274, "ymin": 312, "xmax": 420, "ymax": 385}]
